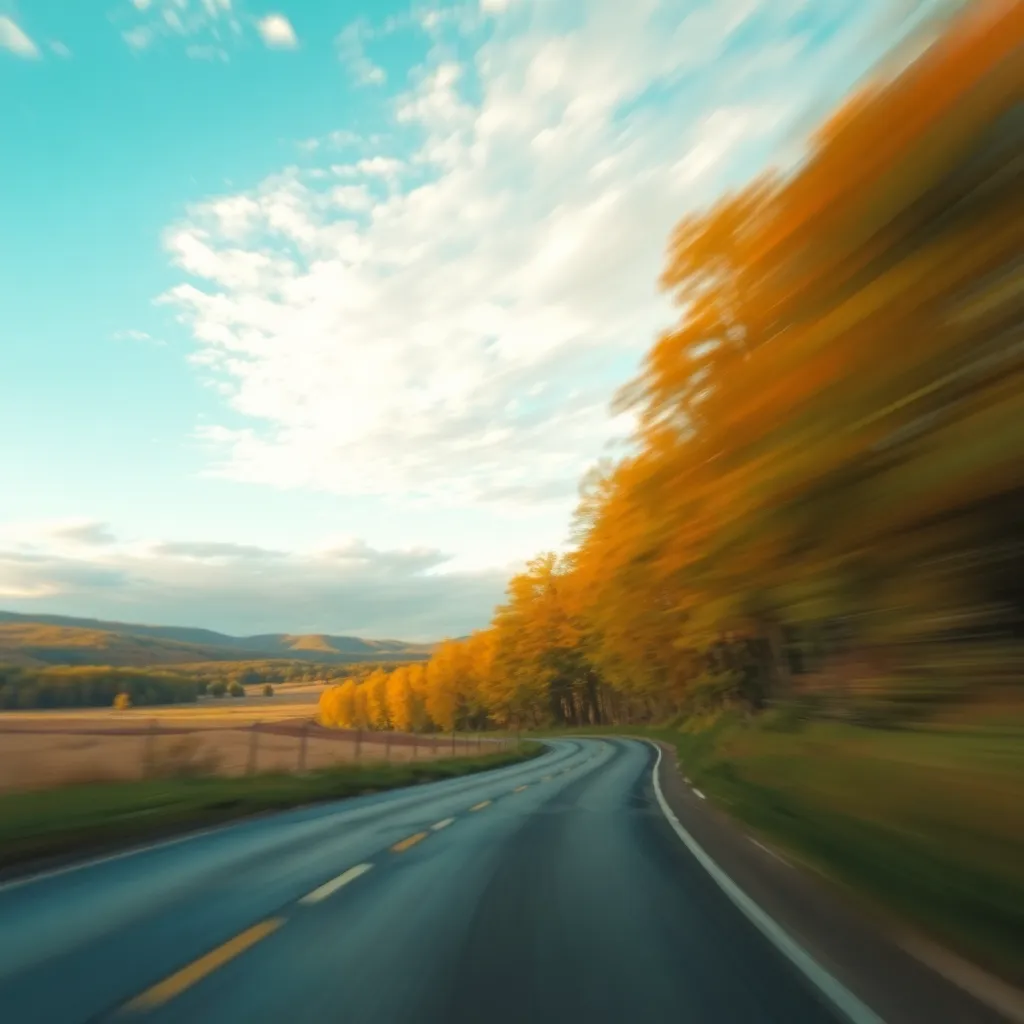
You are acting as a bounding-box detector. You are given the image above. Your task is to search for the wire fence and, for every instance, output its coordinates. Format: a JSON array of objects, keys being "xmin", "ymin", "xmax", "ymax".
[{"xmin": 0, "ymin": 717, "xmax": 514, "ymax": 793}]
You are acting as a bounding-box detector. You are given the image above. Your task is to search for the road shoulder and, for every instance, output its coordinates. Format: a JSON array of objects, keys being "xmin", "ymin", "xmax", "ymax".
[{"xmin": 650, "ymin": 739, "xmax": 1022, "ymax": 1024}]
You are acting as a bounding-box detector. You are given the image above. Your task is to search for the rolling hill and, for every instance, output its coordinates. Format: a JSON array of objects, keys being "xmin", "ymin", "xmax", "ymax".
[{"xmin": 0, "ymin": 611, "xmax": 435, "ymax": 668}]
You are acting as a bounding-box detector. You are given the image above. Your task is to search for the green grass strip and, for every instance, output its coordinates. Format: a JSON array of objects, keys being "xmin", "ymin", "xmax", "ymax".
[{"xmin": 0, "ymin": 744, "xmax": 542, "ymax": 873}]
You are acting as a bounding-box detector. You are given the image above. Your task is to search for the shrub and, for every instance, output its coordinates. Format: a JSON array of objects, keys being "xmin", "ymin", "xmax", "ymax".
[
  {"xmin": 262, "ymin": 683, "xmax": 274, "ymax": 697},
  {"xmin": 758, "ymin": 703, "xmax": 806, "ymax": 733},
  {"xmin": 209, "ymin": 680, "xmax": 227, "ymax": 698},
  {"xmin": 228, "ymin": 682, "xmax": 245, "ymax": 698},
  {"xmin": 113, "ymin": 692, "xmax": 132, "ymax": 711},
  {"xmin": 147, "ymin": 734, "xmax": 222, "ymax": 779}
]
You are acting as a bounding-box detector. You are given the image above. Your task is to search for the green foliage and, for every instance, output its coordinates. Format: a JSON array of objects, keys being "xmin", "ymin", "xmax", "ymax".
[
  {"xmin": 262, "ymin": 683, "xmax": 274, "ymax": 697},
  {"xmin": 0, "ymin": 665, "xmax": 197, "ymax": 710},
  {"xmin": 228, "ymin": 682, "xmax": 245, "ymax": 698},
  {"xmin": 684, "ymin": 670, "xmax": 745, "ymax": 715},
  {"xmin": 757, "ymin": 702, "xmax": 808, "ymax": 733},
  {"xmin": 208, "ymin": 680, "xmax": 227, "ymax": 698}
]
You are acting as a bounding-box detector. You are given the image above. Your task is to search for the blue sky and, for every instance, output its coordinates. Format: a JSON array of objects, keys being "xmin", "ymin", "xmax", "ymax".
[{"xmin": 0, "ymin": 0, "xmax": 937, "ymax": 638}]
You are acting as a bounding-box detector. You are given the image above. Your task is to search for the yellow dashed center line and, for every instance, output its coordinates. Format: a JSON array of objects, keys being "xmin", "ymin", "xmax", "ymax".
[
  {"xmin": 469, "ymin": 800, "xmax": 491, "ymax": 812},
  {"xmin": 391, "ymin": 831, "xmax": 429, "ymax": 853},
  {"xmin": 513, "ymin": 785, "xmax": 529, "ymax": 793},
  {"xmin": 122, "ymin": 918, "xmax": 284, "ymax": 1011}
]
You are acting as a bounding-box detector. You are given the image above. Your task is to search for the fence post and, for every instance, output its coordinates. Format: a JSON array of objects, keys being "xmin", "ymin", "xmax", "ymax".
[
  {"xmin": 141, "ymin": 719, "xmax": 159, "ymax": 778},
  {"xmin": 246, "ymin": 721, "xmax": 260, "ymax": 775},
  {"xmin": 354, "ymin": 727, "xmax": 362, "ymax": 761},
  {"xmin": 298, "ymin": 721, "xmax": 309, "ymax": 773}
]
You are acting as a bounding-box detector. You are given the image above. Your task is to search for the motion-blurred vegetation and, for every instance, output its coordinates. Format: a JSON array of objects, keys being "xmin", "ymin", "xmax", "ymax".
[
  {"xmin": 315, "ymin": 4, "xmax": 1024, "ymax": 973},
  {"xmin": 323, "ymin": 0, "xmax": 1024, "ymax": 737}
]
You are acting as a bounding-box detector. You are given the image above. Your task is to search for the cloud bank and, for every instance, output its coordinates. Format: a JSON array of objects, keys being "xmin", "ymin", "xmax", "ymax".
[
  {"xmin": 0, "ymin": 522, "xmax": 504, "ymax": 639},
  {"xmin": 162, "ymin": 0, "xmax": 911, "ymax": 511}
]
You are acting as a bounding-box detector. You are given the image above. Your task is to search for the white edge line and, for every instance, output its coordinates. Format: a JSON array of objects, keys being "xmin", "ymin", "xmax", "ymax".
[
  {"xmin": 298, "ymin": 863, "xmax": 373, "ymax": 905},
  {"xmin": 647, "ymin": 741, "xmax": 883, "ymax": 1024},
  {"xmin": 750, "ymin": 837, "xmax": 791, "ymax": 868},
  {"xmin": 431, "ymin": 818, "xmax": 455, "ymax": 831},
  {"xmin": 692, "ymin": 788, "xmax": 706, "ymax": 800}
]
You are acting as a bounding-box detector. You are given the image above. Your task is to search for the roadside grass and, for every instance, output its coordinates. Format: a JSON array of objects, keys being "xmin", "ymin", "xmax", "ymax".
[
  {"xmin": 530, "ymin": 717, "xmax": 1024, "ymax": 981},
  {"xmin": 0, "ymin": 744, "xmax": 542, "ymax": 874}
]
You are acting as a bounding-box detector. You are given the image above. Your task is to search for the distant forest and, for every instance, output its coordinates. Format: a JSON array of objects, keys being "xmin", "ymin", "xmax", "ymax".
[{"xmin": 0, "ymin": 659, "xmax": 411, "ymax": 710}]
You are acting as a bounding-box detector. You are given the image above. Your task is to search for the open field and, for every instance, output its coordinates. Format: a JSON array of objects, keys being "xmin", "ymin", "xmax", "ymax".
[{"xmin": 0, "ymin": 698, "xmax": 501, "ymax": 793}]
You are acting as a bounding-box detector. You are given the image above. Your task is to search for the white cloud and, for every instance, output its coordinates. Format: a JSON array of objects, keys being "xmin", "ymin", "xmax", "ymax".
[
  {"xmin": 186, "ymin": 42, "xmax": 229, "ymax": 61},
  {"xmin": 336, "ymin": 19, "xmax": 386, "ymax": 86},
  {"xmin": 0, "ymin": 523, "xmax": 504, "ymax": 638},
  {"xmin": 112, "ymin": 328, "xmax": 165, "ymax": 345},
  {"xmin": 354, "ymin": 156, "xmax": 404, "ymax": 180},
  {"xmin": 257, "ymin": 13, "xmax": 297, "ymax": 49},
  {"xmin": 330, "ymin": 185, "xmax": 373, "ymax": 211},
  {"xmin": 120, "ymin": 0, "xmax": 244, "ymax": 55},
  {"xmin": 0, "ymin": 16, "xmax": 40, "ymax": 59},
  {"xmin": 123, "ymin": 26, "xmax": 154, "ymax": 51},
  {"xmin": 49, "ymin": 41, "xmax": 72, "ymax": 58},
  {"xmin": 47, "ymin": 522, "xmax": 117, "ymax": 547},
  {"xmin": 159, "ymin": 0, "xmax": 918, "ymax": 513}
]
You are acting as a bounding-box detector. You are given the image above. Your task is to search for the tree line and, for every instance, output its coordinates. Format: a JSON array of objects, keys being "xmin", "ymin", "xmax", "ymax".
[
  {"xmin": 0, "ymin": 658, "xmax": 424, "ymax": 712},
  {"xmin": 321, "ymin": 2, "xmax": 1024, "ymax": 733},
  {"xmin": 182, "ymin": 659, "xmax": 411, "ymax": 688},
  {"xmin": 0, "ymin": 666, "xmax": 200, "ymax": 710}
]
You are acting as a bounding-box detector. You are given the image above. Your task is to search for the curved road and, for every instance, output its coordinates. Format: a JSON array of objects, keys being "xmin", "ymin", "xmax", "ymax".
[{"xmin": 0, "ymin": 739, "xmax": 857, "ymax": 1023}]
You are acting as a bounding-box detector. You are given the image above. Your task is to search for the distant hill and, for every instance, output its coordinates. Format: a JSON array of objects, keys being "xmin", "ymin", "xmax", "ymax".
[{"xmin": 0, "ymin": 611, "xmax": 434, "ymax": 668}]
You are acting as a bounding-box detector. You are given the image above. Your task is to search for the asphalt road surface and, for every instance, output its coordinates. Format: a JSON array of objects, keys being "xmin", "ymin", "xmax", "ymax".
[{"xmin": 0, "ymin": 739, "xmax": 868, "ymax": 1023}]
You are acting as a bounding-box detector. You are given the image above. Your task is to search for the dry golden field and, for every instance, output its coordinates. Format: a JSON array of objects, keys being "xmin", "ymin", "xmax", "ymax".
[{"xmin": 0, "ymin": 689, "xmax": 497, "ymax": 792}]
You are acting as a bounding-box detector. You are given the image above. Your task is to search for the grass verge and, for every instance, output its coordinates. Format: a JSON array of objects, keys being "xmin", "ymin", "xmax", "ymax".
[
  {"xmin": 0, "ymin": 743, "xmax": 542, "ymax": 875},
  {"xmin": 531, "ymin": 717, "xmax": 1023, "ymax": 983}
]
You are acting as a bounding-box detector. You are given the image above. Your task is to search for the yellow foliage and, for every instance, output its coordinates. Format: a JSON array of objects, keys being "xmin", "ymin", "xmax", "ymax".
[{"xmin": 321, "ymin": 5, "xmax": 1024, "ymax": 731}]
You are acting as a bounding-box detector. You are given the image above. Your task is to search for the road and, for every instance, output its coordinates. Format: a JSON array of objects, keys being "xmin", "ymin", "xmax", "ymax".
[{"xmin": 0, "ymin": 738, "xmax": 865, "ymax": 1023}]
